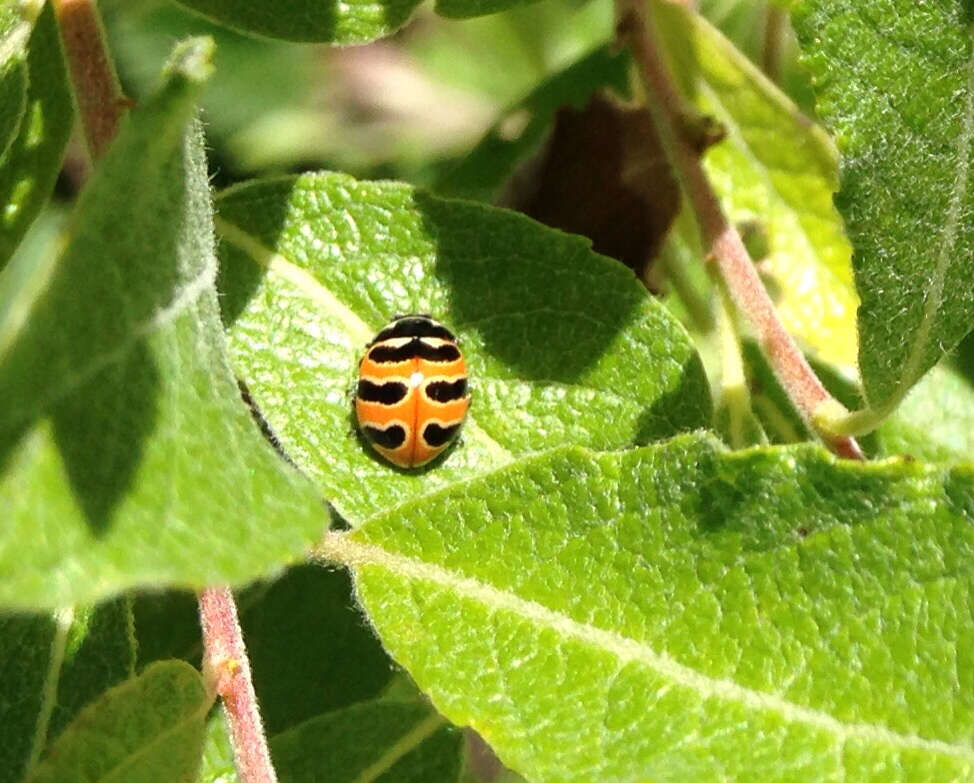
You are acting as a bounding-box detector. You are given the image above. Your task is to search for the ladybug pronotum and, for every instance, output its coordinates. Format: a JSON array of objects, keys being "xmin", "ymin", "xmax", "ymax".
[{"xmin": 355, "ymin": 314, "xmax": 471, "ymax": 468}]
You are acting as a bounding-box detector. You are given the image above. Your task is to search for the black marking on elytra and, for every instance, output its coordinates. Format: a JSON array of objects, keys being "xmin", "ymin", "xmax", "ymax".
[
  {"xmin": 357, "ymin": 379, "xmax": 408, "ymax": 405},
  {"xmin": 422, "ymin": 421, "xmax": 461, "ymax": 448},
  {"xmin": 363, "ymin": 424, "xmax": 407, "ymax": 449},
  {"xmin": 372, "ymin": 315, "xmax": 456, "ymax": 344},
  {"xmin": 425, "ymin": 378, "xmax": 468, "ymax": 403},
  {"xmin": 369, "ymin": 339, "xmax": 461, "ymax": 364}
]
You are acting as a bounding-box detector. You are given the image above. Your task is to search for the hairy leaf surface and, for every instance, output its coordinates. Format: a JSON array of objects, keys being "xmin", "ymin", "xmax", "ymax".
[
  {"xmin": 329, "ymin": 436, "xmax": 974, "ymax": 782},
  {"xmin": 0, "ymin": 40, "xmax": 327, "ymax": 610},
  {"xmin": 215, "ymin": 172, "xmax": 711, "ymax": 522},
  {"xmin": 794, "ymin": 0, "xmax": 974, "ymax": 409}
]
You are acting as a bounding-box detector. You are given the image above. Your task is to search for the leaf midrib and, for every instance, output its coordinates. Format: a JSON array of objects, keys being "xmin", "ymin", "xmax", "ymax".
[{"xmin": 326, "ymin": 532, "xmax": 974, "ymax": 762}]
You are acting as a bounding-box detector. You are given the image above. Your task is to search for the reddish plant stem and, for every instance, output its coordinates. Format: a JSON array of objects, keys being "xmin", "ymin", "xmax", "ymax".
[
  {"xmin": 199, "ymin": 587, "xmax": 278, "ymax": 783},
  {"xmin": 51, "ymin": 0, "xmax": 128, "ymax": 161},
  {"xmin": 617, "ymin": 0, "xmax": 863, "ymax": 460}
]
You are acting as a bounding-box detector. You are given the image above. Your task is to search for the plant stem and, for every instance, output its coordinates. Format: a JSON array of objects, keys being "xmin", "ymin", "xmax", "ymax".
[
  {"xmin": 199, "ymin": 587, "xmax": 279, "ymax": 783},
  {"xmin": 51, "ymin": 0, "xmax": 128, "ymax": 161},
  {"xmin": 616, "ymin": 0, "xmax": 864, "ymax": 461}
]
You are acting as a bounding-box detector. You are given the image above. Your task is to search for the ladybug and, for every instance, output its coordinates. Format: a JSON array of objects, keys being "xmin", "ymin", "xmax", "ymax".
[{"xmin": 356, "ymin": 314, "xmax": 471, "ymax": 468}]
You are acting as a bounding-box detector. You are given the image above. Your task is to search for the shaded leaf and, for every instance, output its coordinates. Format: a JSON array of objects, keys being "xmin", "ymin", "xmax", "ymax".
[
  {"xmin": 0, "ymin": 600, "xmax": 137, "ymax": 783},
  {"xmin": 272, "ymin": 700, "xmax": 462, "ymax": 783},
  {"xmin": 215, "ymin": 172, "xmax": 711, "ymax": 522},
  {"xmin": 328, "ymin": 435, "xmax": 974, "ymax": 781},
  {"xmin": 656, "ymin": 0, "xmax": 859, "ymax": 367},
  {"xmin": 794, "ymin": 0, "xmax": 974, "ymax": 409},
  {"xmin": 173, "ymin": 0, "xmax": 422, "ymax": 44},
  {"xmin": 26, "ymin": 660, "xmax": 211, "ymax": 783},
  {"xmin": 0, "ymin": 3, "xmax": 72, "ymax": 269},
  {"xmin": 239, "ymin": 564, "xmax": 396, "ymax": 735},
  {"xmin": 0, "ymin": 39, "xmax": 327, "ymax": 610}
]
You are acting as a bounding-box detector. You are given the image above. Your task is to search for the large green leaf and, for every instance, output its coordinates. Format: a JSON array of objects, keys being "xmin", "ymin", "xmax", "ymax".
[
  {"xmin": 215, "ymin": 172, "xmax": 711, "ymax": 522},
  {"xmin": 0, "ymin": 3, "xmax": 71, "ymax": 270},
  {"xmin": 655, "ymin": 0, "xmax": 858, "ymax": 368},
  {"xmin": 172, "ymin": 0, "xmax": 422, "ymax": 43},
  {"xmin": 0, "ymin": 39, "xmax": 327, "ymax": 610},
  {"xmin": 794, "ymin": 0, "xmax": 974, "ymax": 411},
  {"xmin": 325, "ymin": 435, "xmax": 974, "ymax": 782},
  {"xmin": 26, "ymin": 660, "xmax": 211, "ymax": 783},
  {"xmin": 0, "ymin": 599, "xmax": 139, "ymax": 783}
]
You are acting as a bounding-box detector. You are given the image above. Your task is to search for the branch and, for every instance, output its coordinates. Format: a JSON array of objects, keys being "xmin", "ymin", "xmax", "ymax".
[
  {"xmin": 199, "ymin": 587, "xmax": 279, "ymax": 783},
  {"xmin": 51, "ymin": 0, "xmax": 128, "ymax": 160},
  {"xmin": 617, "ymin": 0, "xmax": 864, "ymax": 460}
]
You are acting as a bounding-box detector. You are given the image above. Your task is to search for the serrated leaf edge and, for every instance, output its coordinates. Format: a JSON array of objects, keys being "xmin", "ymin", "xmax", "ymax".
[{"xmin": 325, "ymin": 531, "xmax": 974, "ymax": 768}]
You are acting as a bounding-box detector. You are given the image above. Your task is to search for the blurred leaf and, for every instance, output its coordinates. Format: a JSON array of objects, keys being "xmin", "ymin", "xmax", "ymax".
[
  {"xmin": 656, "ymin": 0, "xmax": 859, "ymax": 367},
  {"xmin": 436, "ymin": 45, "xmax": 630, "ymax": 202},
  {"xmin": 1, "ymin": 600, "xmax": 137, "ymax": 783},
  {"xmin": 272, "ymin": 700, "xmax": 462, "ymax": 783},
  {"xmin": 874, "ymin": 363, "xmax": 974, "ymax": 463},
  {"xmin": 26, "ymin": 660, "xmax": 210, "ymax": 783},
  {"xmin": 504, "ymin": 93, "xmax": 678, "ymax": 277},
  {"xmin": 173, "ymin": 0, "xmax": 422, "ymax": 43},
  {"xmin": 435, "ymin": 0, "xmax": 540, "ymax": 20},
  {"xmin": 0, "ymin": 39, "xmax": 327, "ymax": 610},
  {"xmin": 102, "ymin": 0, "xmax": 325, "ymax": 173},
  {"xmin": 0, "ymin": 4, "xmax": 73, "ymax": 269},
  {"xmin": 794, "ymin": 0, "xmax": 974, "ymax": 410},
  {"xmin": 333, "ymin": 435, "xmax": 974, "ymax": 782},
  {"xmin": 215, "ymin": 172, "xmax": 711, "ymax": 522},
  {"xmin": 0, "ymin": 0, "xmax": 39, "ymax": 161}
]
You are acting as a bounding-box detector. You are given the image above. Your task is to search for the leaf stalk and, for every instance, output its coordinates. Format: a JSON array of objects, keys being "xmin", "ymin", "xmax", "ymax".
[
  {"xmin": 615, "ymin": 0, "xmax": 864, "ymax": 460},
  {"xmin": 51, "ymin": 0, "xmax": 128, "ymax": 161},
  {"xmin": 199, "ymin": 586, "xmax": 279, "ymax": 783}
]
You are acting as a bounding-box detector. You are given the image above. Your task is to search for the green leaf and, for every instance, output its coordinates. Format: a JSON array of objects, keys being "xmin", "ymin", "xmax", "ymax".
[
  {"xmin": 655, "ymin": 0, "xmax": 859, "ymax": 368},
  {"xmin": 0, "ymin": 600, "xmax": 138, "ymax": 783},
  {"xmin": 239, "ymin": 564, "xmax": 396, "ymax": 735},
  {"xmin": 434, "ymin": 45, "xmax": 631, "ymax": 203},
  {"xmin": 272, "ymin": 700, "xmax": 462, "ymax": 783},
  {"xmin": 794, "ymin": 0, "xmax": 974, "ymax": 411},
  {"xmin": 875, "ymin": 363, "xmax": 974, "ymax": 463},
  {"xmin": 433, "ymin": 0, "xmax": 539, "ymax": 23},
  {"xmin": 26, "ymin": 660, "xmax": 211, "ymax": 783},
  {"xmin": 172, "ymin": 0, "xmax": 422, "ymax": 43},
  {"xmin": 215, "ymin": 172, "xmax": 711, "ymax": 522},
  {"xmin": 0, "ymin": 3, "xmax": 72, "ymax": 270},
  {"xmin": 0, "ymin": 0, "xmax": 40, "ymax": 161},
  {"xmin": 327, "ymin": 435, "xmax": 974, "ymax": 782},
  {"xmin": 0, "ymin": 38, "xmax": 327, "ymax": 610}
]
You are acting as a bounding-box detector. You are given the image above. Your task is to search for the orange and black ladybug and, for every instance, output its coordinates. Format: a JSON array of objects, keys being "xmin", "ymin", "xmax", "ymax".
[{"xmin": 355, "ymin": 314, "xmax": 471, "ymax": 468}]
